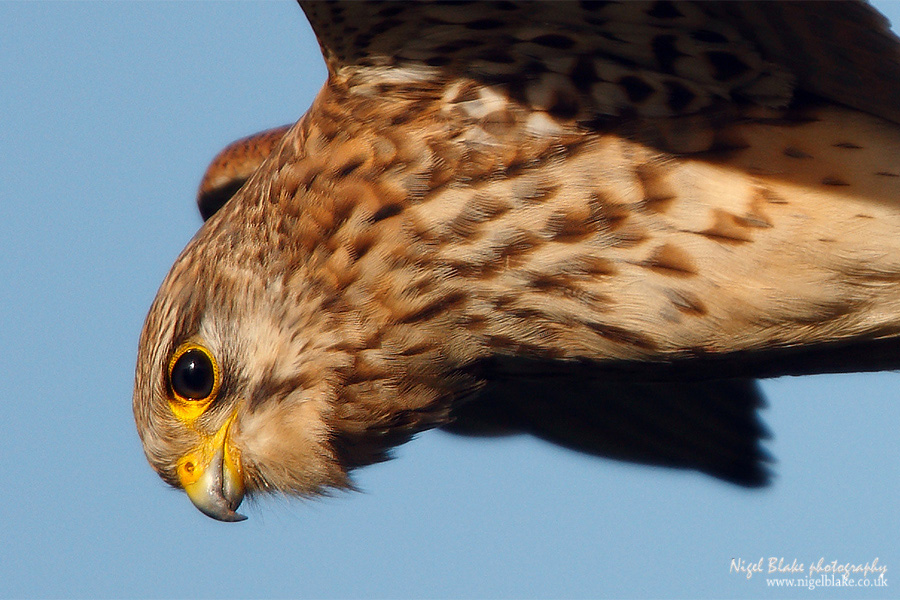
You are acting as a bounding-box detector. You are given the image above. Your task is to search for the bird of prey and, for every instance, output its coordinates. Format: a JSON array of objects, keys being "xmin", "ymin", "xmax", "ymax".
[{"xmin": 134, "ymin": 1, "xmax": 900, "ymax": 521}]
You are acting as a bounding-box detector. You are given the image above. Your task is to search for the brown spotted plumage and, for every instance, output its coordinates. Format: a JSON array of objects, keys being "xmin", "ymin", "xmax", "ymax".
[{"xmin": 135, "ymin": 1, "xmax": 900, "ymax": 521}]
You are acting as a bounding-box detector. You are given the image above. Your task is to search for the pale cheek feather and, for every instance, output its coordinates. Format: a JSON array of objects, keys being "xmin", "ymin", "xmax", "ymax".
[{"xmin": 235, "ymin": 390, "xmax": 340, "ymax": 495}]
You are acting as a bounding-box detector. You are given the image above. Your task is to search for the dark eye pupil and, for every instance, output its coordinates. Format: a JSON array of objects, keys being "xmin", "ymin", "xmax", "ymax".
[{"xmin": 171, "ymin": 349, "xmax": 215, "ymax": 400}]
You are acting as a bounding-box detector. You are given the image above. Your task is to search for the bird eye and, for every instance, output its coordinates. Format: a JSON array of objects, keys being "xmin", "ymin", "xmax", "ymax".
[{"xmin": 168, "ymin": 344, "xmax": 219, "ymax": 403}]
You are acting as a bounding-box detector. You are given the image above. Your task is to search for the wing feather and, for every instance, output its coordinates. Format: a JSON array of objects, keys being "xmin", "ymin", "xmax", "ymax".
[{"xmin": 300, "ymin": 1, "xmax": 900, "ymax": 124}]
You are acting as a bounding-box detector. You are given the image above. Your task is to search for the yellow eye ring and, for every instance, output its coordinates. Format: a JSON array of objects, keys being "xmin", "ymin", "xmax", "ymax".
[{"xmin": 167, "ymin": 342, "xmax": 221, "ymax": 422}]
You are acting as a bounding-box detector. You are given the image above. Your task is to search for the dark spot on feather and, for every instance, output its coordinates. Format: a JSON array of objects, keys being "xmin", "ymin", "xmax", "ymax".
[
  {"xmin": 529, "ymin": 272, "xmax": 573, "ymax": 290},
  {"xmin": 544, "ymin": 209, "xmax": 599, "ymax": 242},
  {"xmin": 515, "ymin": 180, "xmax": 559, "ymax": 205},
  {"xmin": 570, "ymin": 56, "xmax": 597, "ymax": 92},
  {"xmin": 435, "ymin": 42, "xmax": 464, "ymax": 55},
  {"xmin": 337, "ymin": 157, "xmax": 367, "ymax": 178},
  {"xmin": 369, "ymin": 19, "xmax": 402, "ymax": 36},
  {"xmin": 436, "ymin": 39, "xmax": 483, "ymax": 54},
  {"xmin": 664, "ymin": 80, "xmax": 696, "ymax": 112},
  {"xmin": 822, "ymin": 176, "xmax": 850, "ymax": 186},
  {"xmin": 586, "ymin": 322, "xmax": 658, "ymax": 350},
  {"xmin": 492, "ymin": 294, "xmax": 517, "ymax": 310},
  {"xmin": 595, "ymin": 48, "xmax": 637, "ymax": 68},
  {"xmin": 377, "ymin": 5, "xmax": 403, "ymax": 17},
  {"xmin": 876, "ymin": 171, "xmax": 900, "ymax": 178},
  {"xmin": 580, "ymin": 1, "xmax": 612, "ymax": 11},
  {"xmin": 833, "ymin": 141, "xmax": 863, "ymax": 149},
  {"xmin": 706, "ymin": 51, "xmax": 750, "ymax": 81},
  {"xmin": 584, "ymin": 16, "xmax": 609, "ymax": 29},
  {"xmin": 447, "ymin": 195, "xmax": 511, "ymax": 239},
  {"xmin": 783, "ymin": 147, "xmax": 812, "ymax": 159},
  {"xmin": 578, "ymin": 255, "xmax": 618, "ymax": 276},
  {"xmin": 498, "ymin": 231, "xmax": 538, "ymax": 259},
  {"xmin": 478, "ymin": 51, "xmax": 517, "ymax": 64},
  {"xmin": 548, "ymin": 91, "xmax": 580, "ymax": 120},
  {"xmin": 692, "ymin": 29, "xmax": 728, "ymax": 44},
  {"xmin": 758, "ymin": 187, "xmax": 788, "ymax": 204},
  {"xmin": 648, "ymin": 1, "xmax": 683, "ymax": 19},
  {"xmin": 611, "ymin": 227, "xmax": 648, "ymax": 248},
  {"xmin": 425, "ymin": 55, "xmax": 452, "ymax": 67},
  {"xmin": 619, "ymin": 76, "xmax": 655, "ymax": 103},
  {"xmin": 351, "ymin": 234, "xmax": 375, "ymax": 259},
  {"xmin": 635, "ymin": 163, "xmax": 676, "ymax": 212},
  {"xmin": 590, "ymin": 193, "xmax": 630, "ymax": 230},
  {"xmin": 738, "ymin": 213, "xmax": 773, "ymax": 229},
  {"xmin": 299, "ymin": 165, "xmax": 324, "ymax": 192},
  {"xmin": 484, "ymin": 333, "xmax": 545, "ymax": 356},
  {"xmin": 516, "ymin": 60, "xmax": 546, "ymax": 79},
  {"xmin": 466, "ymin": 19, "xmax": 504, "ymax": 30},
  {"xmin": 398, "ymin": 291, "xmax": 467, "ymax": 324},
  {"xmin": 644, "ymin": 243, "xmax": 696, "ymax": 276},
  {"xmin": 532, "ymin": 34, "xmax": 576, "ymax": 49},
  {"xmin": 372, "ymin": 204, "xmax": 404, "ymax": 222},
  {"xmin": 698, "ymin": 209, "xmax": 753, "ymax": 243},
  {"xmin": 652, "ymin": 35, "xmax": 682, "ymax": 73},
  {"xmin": 668, "ymin": 290, "xmax": 708, "ymax": 316}
]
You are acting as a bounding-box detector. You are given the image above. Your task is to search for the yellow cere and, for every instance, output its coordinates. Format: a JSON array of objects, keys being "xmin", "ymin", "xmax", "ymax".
[
  {"xmin": 177, "ymin": 451, "xmax": 205, "ymax": 487},
  {"xmin": 176, "ymin": 412, "xmax": 242, "ymax": 490}
]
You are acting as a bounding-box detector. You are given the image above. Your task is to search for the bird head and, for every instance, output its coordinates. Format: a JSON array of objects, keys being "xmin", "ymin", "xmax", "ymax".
[{"xmin": 133, "ymin": 224, "xmax": 358, "ymax": 521}]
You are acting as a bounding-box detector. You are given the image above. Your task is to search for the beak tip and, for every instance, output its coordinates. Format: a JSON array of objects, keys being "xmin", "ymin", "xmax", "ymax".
[
  {"xmin": 182, "ymin": 446, "xmax": 247, "ymax": 523},
  {"xmin": 196, "ymin": 505, "xmax": 248, "ymax": 522},
  {"xmin": 186, "ymin": 486, "xmax": 248, "ymax": 522}
]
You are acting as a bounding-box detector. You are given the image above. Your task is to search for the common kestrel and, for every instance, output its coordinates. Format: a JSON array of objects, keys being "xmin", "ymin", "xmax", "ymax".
[{"xmin": 134, "ymin": 1, "xmax": 900, "ymax": 521}]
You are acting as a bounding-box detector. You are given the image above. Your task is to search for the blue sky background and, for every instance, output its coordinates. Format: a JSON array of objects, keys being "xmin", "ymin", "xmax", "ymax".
[{"xmin": 2, "ymin": 2, "xmax": 899, "ymax": 598}]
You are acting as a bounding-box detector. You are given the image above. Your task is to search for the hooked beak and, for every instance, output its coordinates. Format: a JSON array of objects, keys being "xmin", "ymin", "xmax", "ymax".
[{"xmin": 177, "ymin": 417, "xmax": 246, "ymax": 522}]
